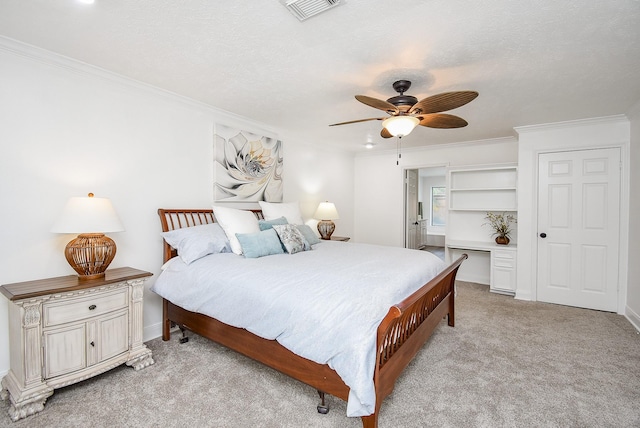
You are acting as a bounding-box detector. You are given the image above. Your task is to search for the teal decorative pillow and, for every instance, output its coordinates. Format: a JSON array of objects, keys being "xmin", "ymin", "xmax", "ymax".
[
  {"xmin": 235, "ymin": 229, "xmax": 285, "ymax": 258},
  {"xmin": 272, "ymin": 224, "xmax": 310, "ymax": 254},
  {"xmin": 258, "ymin": 216, "xmax": 288, "ymax": 231},
  {"xmin": 296, "ymin": 224, "xmax": 321, "ymax": 245}
]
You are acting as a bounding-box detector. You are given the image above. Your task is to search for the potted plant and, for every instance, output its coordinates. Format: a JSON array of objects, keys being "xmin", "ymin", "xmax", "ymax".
[{"xmin": 484, "ymin": 212, "xmax": 517, "ymax": 245}]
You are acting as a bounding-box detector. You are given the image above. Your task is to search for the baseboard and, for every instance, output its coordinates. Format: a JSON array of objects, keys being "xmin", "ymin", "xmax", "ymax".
[
  {"xmin": 144, "ymin": 322, "xmax": 164, "ymax": 342},
  {"xmin": 144, "ymin": 321, "xmax": 185, "ymax": 343},
  {"xmin": 456, "ymin": 273, "xmax": 489, "ymax": 285},
  {"xmin": 515, "ymin": 290, "xmax": 532, "ymax": 301},
  {"xmin": 625, "ymin": 305, "xmax": 640, "ymax": 333}
]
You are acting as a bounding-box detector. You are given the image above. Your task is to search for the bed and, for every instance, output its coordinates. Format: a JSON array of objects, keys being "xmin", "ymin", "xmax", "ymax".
[{"xmin": 154, "ymin": 208, "xmax": 467, "ymax": 428}]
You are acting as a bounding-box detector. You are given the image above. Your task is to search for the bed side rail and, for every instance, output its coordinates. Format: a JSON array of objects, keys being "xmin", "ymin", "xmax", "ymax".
[{"xmin": 376, "ymin": 254, "xmax": 468, "ymax": 369}]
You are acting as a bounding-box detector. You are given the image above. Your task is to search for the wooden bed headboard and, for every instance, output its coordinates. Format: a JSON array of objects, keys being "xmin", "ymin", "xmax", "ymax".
[{"xmin": 157, "ymin": 208, "xmax": 264, "ymax": 263}]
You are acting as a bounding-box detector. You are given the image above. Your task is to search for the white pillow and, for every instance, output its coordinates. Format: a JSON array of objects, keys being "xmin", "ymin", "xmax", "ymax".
[
  {"xmin": 212, "ymin": 205, "xmax": 260, "ymax": 255},
  {"xmin": 160, "ymin": 223, "xmax": 231, "ymax": 264},
  {"xmin": 258, "ymin": 201, "xmax": 304, "ymax": 225}
]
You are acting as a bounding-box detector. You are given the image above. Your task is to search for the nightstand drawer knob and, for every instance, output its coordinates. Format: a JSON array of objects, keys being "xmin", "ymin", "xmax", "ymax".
[{"xmin": 89, "ymin": 304, "xmax": 97, "ymax": 310}]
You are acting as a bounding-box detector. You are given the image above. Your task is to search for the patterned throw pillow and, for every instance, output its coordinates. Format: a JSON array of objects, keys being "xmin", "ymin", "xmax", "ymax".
[{"xmin": 272, "ymin": 224, "xmax": 310, "ymax": 254}]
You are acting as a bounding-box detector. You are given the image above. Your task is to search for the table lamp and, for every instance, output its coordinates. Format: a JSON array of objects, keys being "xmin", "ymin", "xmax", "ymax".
[
  {"xmin": 314, "ymin": 201, "xmax": 339, "ymax": 240},
  {"xmin": 51, "ymin": 193, "xmax": 124, "ymax": 280}
]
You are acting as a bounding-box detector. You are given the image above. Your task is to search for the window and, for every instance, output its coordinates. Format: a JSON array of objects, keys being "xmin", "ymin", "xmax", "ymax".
[{"xmin": 431, "ymin": 187, "xmax": 446, "ymax": 226}]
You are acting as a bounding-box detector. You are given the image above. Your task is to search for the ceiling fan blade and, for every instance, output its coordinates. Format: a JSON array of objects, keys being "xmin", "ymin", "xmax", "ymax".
[
  {"xmin": 329, "ymin": 117, "xmax": 385, "ymax": 126},
  {"xmin": 355, "ymin": 95, "xmax": 399, "ymax": 114},
  {"xmin": 380, "ymin": 127, "xmax": 393, "ymax": 138},
  {"xmin": 418, "ymin": 113, "xmax": 469, "ymax": 128},
  {"xmin": 409, "ymin": 91, "xmax": 478, "ymax": 114}
]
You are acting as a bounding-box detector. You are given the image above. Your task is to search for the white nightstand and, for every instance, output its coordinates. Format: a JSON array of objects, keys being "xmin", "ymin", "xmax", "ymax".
[{"xmin": 0, "ymin": 267, "xmax": 154, "ymax": 421}]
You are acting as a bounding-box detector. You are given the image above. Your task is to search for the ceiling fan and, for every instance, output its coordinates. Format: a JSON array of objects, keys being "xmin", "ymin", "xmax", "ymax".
[{"xmin": 329, "ymin": 80, "xmax": 478, "ymax": 139}]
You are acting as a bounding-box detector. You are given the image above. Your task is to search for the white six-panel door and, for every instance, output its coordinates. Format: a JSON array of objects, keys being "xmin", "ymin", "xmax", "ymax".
[{"xmin": 537, "ymin": 148, "xmax": 621, "ymax": 311}]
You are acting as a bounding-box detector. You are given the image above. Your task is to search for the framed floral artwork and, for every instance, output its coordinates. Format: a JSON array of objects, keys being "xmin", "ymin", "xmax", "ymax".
[{"xmin": 214, "ymin": 124, "xmax": 283, "ymax": 202}]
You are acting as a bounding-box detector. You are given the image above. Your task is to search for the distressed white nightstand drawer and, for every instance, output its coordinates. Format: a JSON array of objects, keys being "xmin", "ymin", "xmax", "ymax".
[{"xmin": 43, "ymin": 287, "xmax": 128, "ymax": 327}]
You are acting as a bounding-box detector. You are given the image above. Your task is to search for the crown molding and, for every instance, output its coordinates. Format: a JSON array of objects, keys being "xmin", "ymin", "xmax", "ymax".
[
  {"xmin": 0, "ymin": 36, "xmax": 277, "ymax": 135},
  {"xmin": 355, "ymin": 135, "xmax": 518, "ymax": 158},
  {"xmin": 514, "ymin": 114, "xmax": 628, "ymax": 134}
]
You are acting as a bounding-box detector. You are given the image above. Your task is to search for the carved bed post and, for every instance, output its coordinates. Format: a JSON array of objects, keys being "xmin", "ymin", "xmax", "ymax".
[
  {"xmin": 361, "ymin": 412, "xmax": 379, "ymax": 428},
  {"xmin": 448, "ymin": 276, "xmax": 456, "ymax": 327},
  {"xmin": 162, "ymin": 298, "xmax": 171, "ymax": 341}
]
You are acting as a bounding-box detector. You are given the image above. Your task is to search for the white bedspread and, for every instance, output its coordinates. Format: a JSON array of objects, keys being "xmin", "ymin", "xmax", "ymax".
[{"xmin": 151, "ymin": 241, "xmax": 446, "ymax": 417}]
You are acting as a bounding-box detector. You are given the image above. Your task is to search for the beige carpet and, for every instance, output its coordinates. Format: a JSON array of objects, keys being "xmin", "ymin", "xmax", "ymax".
[{"xmin": 1, "ymin": 282, "xmax": 639, "ymax": 427}]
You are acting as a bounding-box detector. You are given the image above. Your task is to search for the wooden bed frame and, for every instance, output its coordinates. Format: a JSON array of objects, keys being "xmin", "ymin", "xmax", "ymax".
[{"xmin": 158, "ymin": 208, "xmax": 467, "ymax": 428}]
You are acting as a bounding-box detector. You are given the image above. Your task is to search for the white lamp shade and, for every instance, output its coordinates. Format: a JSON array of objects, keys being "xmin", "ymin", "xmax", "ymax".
[
  {"xmin": 51, "ymin": 195, "xmax": 124, "ymax": 233},
  {"xmin": 382, "ymin": 116, "xmax": 420, "ymax": 137},
  {"xmin": 314, "ymin": 202, "xmax": 339, "ymax": 220}
]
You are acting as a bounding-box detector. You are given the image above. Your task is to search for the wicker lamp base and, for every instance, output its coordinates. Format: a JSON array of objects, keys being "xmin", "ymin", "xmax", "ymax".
[
  {"xmin": 317, "ymin": 220, "xmax": 336, "ymax": 240},
  {"xmin": 64, "ymin": 233, "xmax": 117, "ymax": 280}
]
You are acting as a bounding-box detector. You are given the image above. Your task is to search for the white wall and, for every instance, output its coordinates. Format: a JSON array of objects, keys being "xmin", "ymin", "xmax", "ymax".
[
  {"xmin": 0, "ymin": 40, "xmax": 354, "ymax": 376},
  {"xmin": 515, "ymin": 116, "xmax": 630, "ymax": 313},
  {"xmin": 354, "ymin": 137, "xmax": 518, "ymax": 247},
  {"xmin": 626, "ymin": 101, "xmax": 640, "ymax": 330}
]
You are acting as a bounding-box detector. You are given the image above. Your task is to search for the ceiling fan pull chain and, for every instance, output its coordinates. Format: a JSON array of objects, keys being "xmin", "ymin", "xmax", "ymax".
[{"xmin": 396, "ymin": 136, "xmax": 402, "ymax": 165}]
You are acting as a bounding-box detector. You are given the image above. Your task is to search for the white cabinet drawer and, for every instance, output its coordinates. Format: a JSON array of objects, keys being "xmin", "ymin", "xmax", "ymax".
[
  {"xmin": 43, "ymin": 288, "xmax": 128, "ymax": 327},
  {"xmin": 493, "ymin": 249, "xmax": 516, "ymax": 260},
  {"xmin": 493, "ymin": 259, "xmax": 515, "ymax": 269}
]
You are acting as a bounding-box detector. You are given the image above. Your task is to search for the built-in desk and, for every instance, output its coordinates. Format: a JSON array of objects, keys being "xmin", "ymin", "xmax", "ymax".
[{"xmin": 446, "ymin": 240, "xmax": 517, "ymax": 295}]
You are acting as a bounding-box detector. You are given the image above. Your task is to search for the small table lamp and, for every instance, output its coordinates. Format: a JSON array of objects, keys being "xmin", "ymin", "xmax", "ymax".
[
  {"xmin": 314, "ymin": 201, "xmax": 339, "ymax": 240},
  {"xmin": 51, "ymin": 193, "xmax": 124, "ymax": 280}
]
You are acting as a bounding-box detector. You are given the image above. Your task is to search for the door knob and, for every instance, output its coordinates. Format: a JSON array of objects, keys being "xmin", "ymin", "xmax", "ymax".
[{"xmin": 540, "ymin": 233, "xmax": 547, "ymax": 238}]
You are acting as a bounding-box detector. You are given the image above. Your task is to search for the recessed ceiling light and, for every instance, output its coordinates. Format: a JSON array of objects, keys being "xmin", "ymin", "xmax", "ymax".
[
  {"xmin": 77, "ymin": 0, "xmax": 95, "ymax": 4},
  {"xmin": 365, "ymin": 143, "xmax": 374, "ymax": 149}
]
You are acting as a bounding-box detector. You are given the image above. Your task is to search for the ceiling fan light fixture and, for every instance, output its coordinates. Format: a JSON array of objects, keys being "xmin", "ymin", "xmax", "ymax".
[{"xmin": 382, "ymin": 116, "xmax": 420, "ymax": 137}]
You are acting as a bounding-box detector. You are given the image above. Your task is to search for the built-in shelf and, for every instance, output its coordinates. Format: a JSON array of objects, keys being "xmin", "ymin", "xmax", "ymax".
[
  {"xmin": 446, "ymin": 164, "xmax": 518, "ymax": 295},
  {"xmin": 449, "ymin": 165, "xmax": 518, "ymax": 211}
]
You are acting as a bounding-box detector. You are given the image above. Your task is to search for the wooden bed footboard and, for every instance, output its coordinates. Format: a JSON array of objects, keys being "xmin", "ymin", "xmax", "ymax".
[
  {"xmin": 373, "ymin": 254, "xmax": 467, "ymax": 405},
  {"xmin": 157, "ymin": 208, "xmax": 467, "ymax": 428}
]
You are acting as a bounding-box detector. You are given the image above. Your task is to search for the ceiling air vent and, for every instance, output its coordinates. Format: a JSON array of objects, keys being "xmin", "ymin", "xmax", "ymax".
[{"xmin": 282, "ymin": 0, "xmax": 341, "ymax": 21}]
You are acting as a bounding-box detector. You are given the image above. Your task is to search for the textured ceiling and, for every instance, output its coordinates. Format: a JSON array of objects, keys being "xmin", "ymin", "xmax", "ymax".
[{"xmin": 1, "ymin": 0, "xmax": 639, "ymax": 151}]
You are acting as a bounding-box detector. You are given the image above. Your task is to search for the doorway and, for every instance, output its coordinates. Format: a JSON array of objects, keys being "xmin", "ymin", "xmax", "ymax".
[{"xmin": 404, "ymin": 166, "xmax": 447, "ymax": 260}]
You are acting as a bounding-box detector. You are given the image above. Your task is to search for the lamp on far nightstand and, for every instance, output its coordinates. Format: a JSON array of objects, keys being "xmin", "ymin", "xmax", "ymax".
[
  {"xmin": 51, "ymin": 193, "xmax": 124, "ymax": 280},
  {"xmin": 314, "ymin": 201, "xmax": 339, "ymax": 240}
]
